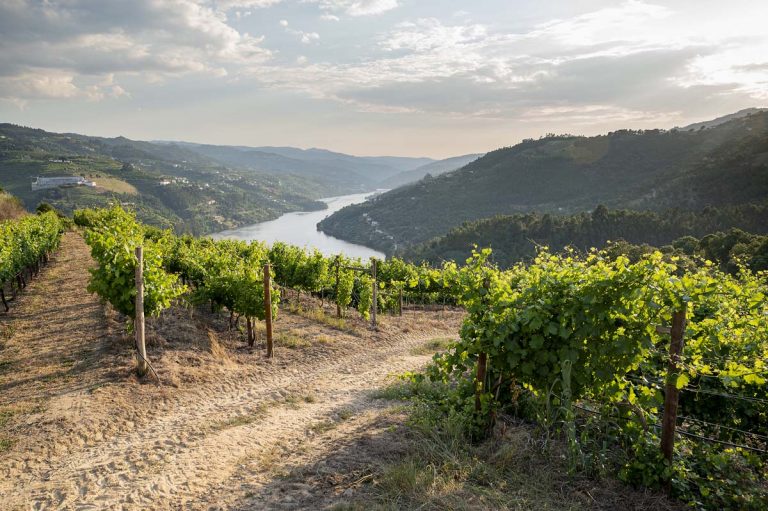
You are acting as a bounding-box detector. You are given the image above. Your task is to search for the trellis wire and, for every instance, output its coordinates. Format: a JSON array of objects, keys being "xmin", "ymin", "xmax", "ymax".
[{"xmin": 572, "ymin": 403, "xmax": 768, "ymax": 454}]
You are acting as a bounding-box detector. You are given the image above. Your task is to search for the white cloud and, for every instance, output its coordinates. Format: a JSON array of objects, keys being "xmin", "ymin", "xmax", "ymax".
[
  {"xmin": 280, "ymin": 19, "xmax": 321, "ymax": 44},
  {"xmin": 1, "ymin": 0, "xmax": 766, "ymax": 140},
  {"xmin": 241, "ymin": 3, "xmax": 767, "ymax": 123},
  {"xmin": 309, "ymin": 0, "xmax": 399, "ymax": 17},
  {"xmin": 0, "ymin": 0, "xmax": 272, "ymax": 103},
  {"xmin": 216, "ymin": 0, "xmax": 283, "ymax": 10}
]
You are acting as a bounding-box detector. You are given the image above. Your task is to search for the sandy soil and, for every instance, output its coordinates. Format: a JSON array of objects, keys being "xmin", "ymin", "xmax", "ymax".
[{"xmin": 0, "ymin": 232, "xmax": 463, "ymax": 510}]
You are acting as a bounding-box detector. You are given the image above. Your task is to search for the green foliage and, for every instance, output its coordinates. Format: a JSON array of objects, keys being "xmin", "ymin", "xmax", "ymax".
[
  {"xmin": 81, "ymin": 206, "xmax": 185, "ymax": 319},
  {"xmin": 167, "ymin": 236, "xmax": 278, "ymax": 322},
  {"xmin": 404, "ymin": 205, "xmax": 768, "ymax": 271},
  {"xmin": 422, "ymin": 247, "xmax": 767, "ymax": 510},
  {"xmin": 268, "ymin": 242, "xmax": 329, "ymax": 295},
  {"xmin": 356, "ymin": 272, "xmax": 373, "ymax": 320},
  {"xmin": 0, "ymin": 212, "xmax": 63, "ymax": 285}
]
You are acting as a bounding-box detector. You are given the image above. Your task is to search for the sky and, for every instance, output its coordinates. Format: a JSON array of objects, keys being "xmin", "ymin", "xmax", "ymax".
[{"xmin": 0, "ymin": 0, "xmax": 767, "ymax": 158}]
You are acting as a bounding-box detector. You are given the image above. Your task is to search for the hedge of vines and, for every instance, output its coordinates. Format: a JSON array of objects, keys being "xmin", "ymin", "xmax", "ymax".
[
  {"xmin": 425, "ymin": 248, "xmax": 767, "ymax": 510},
  {"xmin": 78, "ymin": 206, "xmax": 451, "ymax": 332},
  {"xmin": 0, "ymin": 211, "xmax": 63, "ymax": 309}
]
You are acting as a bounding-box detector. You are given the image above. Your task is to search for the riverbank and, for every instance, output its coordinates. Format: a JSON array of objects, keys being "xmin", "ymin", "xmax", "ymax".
[{"xmin": 212, "ymin": 191, "xmax": 386, "ymax": 259}]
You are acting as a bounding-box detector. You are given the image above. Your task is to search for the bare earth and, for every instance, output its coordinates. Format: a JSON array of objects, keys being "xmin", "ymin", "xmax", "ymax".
[{"xmin": 0, "ymin": 232, "xmax": 463, "ymax": 510}]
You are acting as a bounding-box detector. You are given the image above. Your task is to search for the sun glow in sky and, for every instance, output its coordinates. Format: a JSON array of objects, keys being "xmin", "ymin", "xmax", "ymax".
[{"xmin": 0, "ymin": 0, "xmax": 766, "ymax": 157}]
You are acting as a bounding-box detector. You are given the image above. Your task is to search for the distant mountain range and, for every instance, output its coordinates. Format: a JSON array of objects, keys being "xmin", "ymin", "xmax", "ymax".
[
  {"xmin": 318, "ymin": 109, "xmax": 768, "ymax": 256},
  {"xmin": 0, "ymin": 123, "xmax": 473, "ymax": 234},
  {"xmin": 166, "ymin": 141, "xmax": 437, "ymax": 192},
  {"xmin": 381, "ymin": 154, "xmax": 484, "ymax": 189}
]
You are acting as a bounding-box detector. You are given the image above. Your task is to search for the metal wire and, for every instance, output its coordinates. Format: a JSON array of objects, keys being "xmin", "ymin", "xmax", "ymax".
[
  {"xmin": 676, "ymin": 415, "xmax": 768, "ymax": 441},
  {"xmin": 573, "ymin": 403, "xmax": 768, "ymax": 454},
  {"xmin": 682, "ymin": 387, "xmax": 768, "ymax": 405}
]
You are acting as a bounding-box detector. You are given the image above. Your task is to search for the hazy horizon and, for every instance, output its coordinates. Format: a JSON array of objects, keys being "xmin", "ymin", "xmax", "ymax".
[{"xmin": 1, "ymin": 1, "xmax": 767, "ymax": 158}]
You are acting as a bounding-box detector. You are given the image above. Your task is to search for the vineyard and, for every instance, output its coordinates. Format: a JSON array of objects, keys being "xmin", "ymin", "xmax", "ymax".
[
  {"xmin": 0, "ymin": 211, "xmax": 63, "ymax": 312},
  {"xmin": 75, "ymin": 206, "xmax": 454, "ymax": 333},
  {"xmin": 71, "ymin": 206, "xmax": 768, "ymax": 509},
  {"xmin": 422, "ymin": 248, "xmax": 768, "ymax": 510}
]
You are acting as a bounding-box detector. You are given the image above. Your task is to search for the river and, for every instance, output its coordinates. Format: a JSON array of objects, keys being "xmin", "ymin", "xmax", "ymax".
[{"xmin": 211, "ymin": 191, "xmax": 385, "ymax": 260}]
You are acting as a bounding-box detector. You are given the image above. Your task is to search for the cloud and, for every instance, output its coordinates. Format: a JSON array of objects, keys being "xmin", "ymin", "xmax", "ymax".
[
  {"xmin": 309, "ymin": 0, "xmax": 399, "ymax": 17},
  {"xmin": 279, "ymin": 20, "xmax": 320, "ymax": 44},
  {"xmin": 242, "ymin": 2, "xmax": 767, "ymax": 124},
  {"xmin": 215, "ymin": 0, "xmax": 283, "ymax": 9},
  {"xmin": 0, "ymin": 0, "xmax": 272, "ymax": 103},
  {"xmin": 2, "ymin": 0, "xmax": 766, "ymax": 138}
]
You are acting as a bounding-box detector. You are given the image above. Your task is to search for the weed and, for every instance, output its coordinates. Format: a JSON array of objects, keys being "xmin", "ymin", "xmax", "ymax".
[
  {"xmin": 409, "ymin": 338, "xmax": 454, "ymax": 356},
  {"xmin": 0, "ymin": 409, "xmax": 13, "ymax": 428},
  {"xmin": 309, "ymin": 420, "xmax": 337, "ymax": 434},
  {"xmin": 276, "ymin": 331, "xmax": 311, "ymax": 349},
  {"xmin": 210, "ymin": 404, "xmax": 268, "ymax": 431},
  {"xmin": 0, "ymin": 437, "xmax": 13, "ymax": 453},
  {"xmin": 0, "ymin": 359, "xmax": 13, "ymax": 373}
]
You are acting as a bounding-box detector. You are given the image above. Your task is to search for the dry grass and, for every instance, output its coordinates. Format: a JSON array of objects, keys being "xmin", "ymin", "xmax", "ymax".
[
  {"xmin": 356, "ymin": 380, "xmax": 682, "ymax": 511},
  {"xmin": 0, "ymin": 193, "xmax": 26, "ymax": 220},
  {"xmin": 92, "ymin": 177, "xmax": 138, "ymax": 195},
  {"xmin": 275, "ymin": 330, "xmax": 311, "ymax": 349},
  {"xmin": 210, "ymin": 404, "xmax": 269, "ymax": 431},
  {"xmin": 410, "ymin": 337, "xmax": 454, "ymax": 356}
]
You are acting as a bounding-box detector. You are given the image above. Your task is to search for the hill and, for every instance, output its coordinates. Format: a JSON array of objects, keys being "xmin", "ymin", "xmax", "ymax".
[
  {"xmin": 678, "ymin": 107, "xmax": 767, "ymax": 131},
  {"xmin": 0, "ymin": 124, "xmax": 331, "ymax": 234},
  {"xmin": 170, "ymin": 142, "xmax": 434, "ymax": 191},
  {"xmin": 402, "ymin": 204, "xmax": 768, "ymax": 270},
  {"xmin": 381, "ymin": 153, "xmax": 484, "ymax": 188},
  {"xmin": 0, "ymin": 189, "xmax": 26, "ymax": 220},
  {"xmin": 318, "ymin": 110, "xmax": 768, "ymax": 254}
]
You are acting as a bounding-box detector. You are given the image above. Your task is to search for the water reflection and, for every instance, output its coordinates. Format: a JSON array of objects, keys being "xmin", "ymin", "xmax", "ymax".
[{"xmin": 211, "ymin": 191, "xmax": 385, "ymax": 260}]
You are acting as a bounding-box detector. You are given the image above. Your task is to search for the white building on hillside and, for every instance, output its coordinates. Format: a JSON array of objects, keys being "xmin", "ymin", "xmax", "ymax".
[{"xmin": 32, "ymin": 176, "xmax": 96, "ymax": 191}]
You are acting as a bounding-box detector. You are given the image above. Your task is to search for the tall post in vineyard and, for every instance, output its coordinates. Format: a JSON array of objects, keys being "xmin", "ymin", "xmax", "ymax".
[
  {"xmin": 371, "ymin": 258, "xmax": 377, "ymax": 328},
  {"xmin": 661, "ymin": 306, "xmax": 687, "ymax": 472},
  {"xmin": 475, "ymin": 352, "xmax": 488, "ymax": 414},
  {"xmin": 135, "ymin": 247, "xmax": 148, "ymax": 377},
  {"xmin": 475, "ymin": 276, "xmax": 491, "ymax": 414},
  {"xmin": 335, "ymin": 256, "xmax": 341, "ymax": 318},
  {"xmin": 398, "ymin": 285, "xmax": 403, "ymax": 317},
  {"xmin": 264, "ymin": 263, "xmax": 274, "ymax": 359}
]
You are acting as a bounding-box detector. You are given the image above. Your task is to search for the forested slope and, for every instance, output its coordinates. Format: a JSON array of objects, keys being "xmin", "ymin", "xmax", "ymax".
[
  {"xmin": 319, "ymin": 111, "xmax": 768, "ymax": 253},
  {"xmin": 402, "ymin": 204, "xmax": 768, "ymax": 271}
]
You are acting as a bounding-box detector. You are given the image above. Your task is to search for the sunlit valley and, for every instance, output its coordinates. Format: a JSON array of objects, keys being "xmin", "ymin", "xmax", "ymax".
[{"xmin": 1, "ymin": 1, "xmax": 766, "ymax": 510}]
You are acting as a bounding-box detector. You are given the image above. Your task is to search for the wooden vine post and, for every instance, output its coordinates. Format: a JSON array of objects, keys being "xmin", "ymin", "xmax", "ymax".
[
  {"xmin": 264, "ymin": 263, "xmax": 274, "ymax": 359},
  {"xmin": 371, "ymin": 258, "xmax": 377, "ymax": 328},
  {"xmin": 475, "ymin": 352, "xmax": 488, "ymax": 413},
  {"xmin": 660, "ymin": 306, "xmax": 687, "ymax": 471},
  {"xmin": 475, "ymin": 276, "xmax": 491, "ymax": 414},
  {"xmin": 398, "ymin": 285, "xmax": 403, "ymax": 317},
  {"xmin": 335, "ymin": 256, "xmax": 342, "ymax": 318},
  {"xmin": 246, "ymin": 317, "xmax": 254, "ymax": 346},
  {"xmin": 135, "ymin": 246, "xmax": 148, "ymax": 377}
]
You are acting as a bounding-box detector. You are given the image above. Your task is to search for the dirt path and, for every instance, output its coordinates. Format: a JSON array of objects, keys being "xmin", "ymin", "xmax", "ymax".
[{"xmin": 0, "ymin": 233, "xmax": 461, "ymax": 510}]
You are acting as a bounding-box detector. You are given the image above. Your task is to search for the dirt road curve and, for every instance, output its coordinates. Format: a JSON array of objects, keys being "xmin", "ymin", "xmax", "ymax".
[{"xmin": 0, "ymin": 233, "xmax": 461, "ymax": 510}]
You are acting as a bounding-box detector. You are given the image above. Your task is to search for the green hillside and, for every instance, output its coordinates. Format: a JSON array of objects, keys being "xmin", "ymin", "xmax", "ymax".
[
  {"xmin": 319, "ymin": 111, "xmax": 768, "ymax": 253},
  {"xmin": 380, "ymin": 153, "xmax": 484, "ymax": 188},
  {"xmin": 0, "ymin": 124, "xmax": 326, "ymax": 234},
  {"xmin": 402, "ymin": 204, "xmax": 768, "ymax": 270}
]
